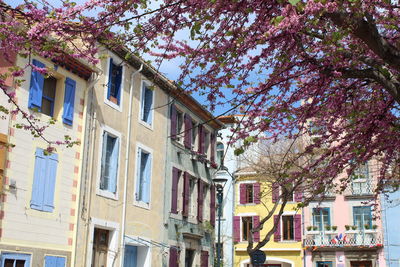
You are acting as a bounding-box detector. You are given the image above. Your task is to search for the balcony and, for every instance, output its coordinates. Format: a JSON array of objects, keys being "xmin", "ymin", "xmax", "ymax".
[
  {"xmin": 303, "ymin": 231, "xmax": 383, "ymax": 249},
  {"xmin": 344, "ymin": 181, "xmax": 374, "ymax": 198}
]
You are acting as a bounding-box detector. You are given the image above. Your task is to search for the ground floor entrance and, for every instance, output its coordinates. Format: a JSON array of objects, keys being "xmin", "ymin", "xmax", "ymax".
[{"xmin": 350, "ymin": 261, "xmax": 372, "ymax": 267}]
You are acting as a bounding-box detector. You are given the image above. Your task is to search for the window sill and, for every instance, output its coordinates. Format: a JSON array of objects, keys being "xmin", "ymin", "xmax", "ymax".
[
  {"xmin": 96, "ymin": 189, "xmax": 118, "ymax": 200},
  {"xmin": 139, "ymin": 120, "xmax": 153, "ymax": 131},
  {"xmin": 104, "ymin": 98, "xmax": 122, "ymax": 112},
  {"xmin": 239, "ymin": 203, "xmax": 257, "ymax": 206},
  {"xmin": 133, "ymin": 200, "xmax": 150, "ymax": 210},
  {"xmin": 278, "ymin": 240, "xmax": 299, "ymax": 243}
]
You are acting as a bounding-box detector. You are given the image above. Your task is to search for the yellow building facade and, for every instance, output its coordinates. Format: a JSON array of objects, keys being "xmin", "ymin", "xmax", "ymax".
[{"xmin": 234, "ymin": 173, "xmax": 303, "ymax": 267}]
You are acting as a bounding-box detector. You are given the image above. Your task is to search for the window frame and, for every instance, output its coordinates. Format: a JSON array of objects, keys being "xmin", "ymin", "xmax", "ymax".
[
  {"xmin": 353, "ymin": 206, "xmax": 373, "ymax": 229},
  {"xmin": 281, "ymin": 215, "xmax": 295, "ymax": 241},
  {"xmin": 174, "ymin": 108, "xmax": 184, "ymax": 143},
  {"xmin": 245, "ymin": 184, "xmax": 254, "ymax": 204},
  {"xmin": 191, "ymin": 120, "xmax": 198, "ymax": 151},
  {"xmin": 241, "ymin": 216, "xmax": 253, "ymax": 241},
  {"xmin": 104, "ymin": 54, "xmax": 125, "ymax": 112},
  {"xmin": 96, "ymin": 125, "xmax": 121, "ymax": 200},
  {"xmin": 216, "ymin": 142, "xmax": 224, "ymax": 166},
  {"xmin": 134, "ymin": 143, "xmax": 153, "ymax": 209},
  {"xmin": 139, "ymin": 80, "xmax": 155, "ymax": 128},
  {"xmin": 0, "ymin": 252, "xmax": 31, "ymax": 267},
  {"xmin": 312, "ymin": 207, "xmax": 331, "ymax": 231}
]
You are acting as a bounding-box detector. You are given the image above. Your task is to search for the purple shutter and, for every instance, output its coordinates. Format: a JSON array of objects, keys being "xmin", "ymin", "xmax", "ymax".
[
  {"xmin": 184, "ymin": 114, "xmax": 192, "ymax": 149},
  {"xmin": 253, "ymin": 216, "xmax": 260, "ymax": 242},
  {"xmin": 171, "ymin": 104, "xmax": 177, "ymax": 140},
  {"xmin": 294, "ymin": 214, "xmax": 302, "ymax": 241},
  {"xmin": 272, "ymin": 182, "xmax": 279, "ymax": 203},
  {"xmin": 233, "ymin": 216, "xmax": 241, "ymax": 242},
  {"xmin": 171, "ymin": 167, "xmax": 180, "ymax": 214},
  {"xmin": 274, "ymin": 215, "xmax": 281, "ymax": 242},
  {"xmin": 239, "ymin": 184, "xmax": 246, "ymax": 204},
  {"xmin": 253, "ymin": 183, "xmax": 261, "ymax": 204},
  {"xmin": 210, "ymin": 133, "xmax": 215, "ymax": 163},
  {"xmin": 198, "ymin": 124, "xmax": 203, "ymax": 153},
  {"xmin": 200, "ymin": 250, "xmax": 209, "ymax": 267},
  {"xmin": 182, "ymin": 172, "xmax": 190, "ymax": 217},
  {"xmin": 294, "ymin": 188, "xmax": 303, "ymax": 202},
  {"xmin": 197, "ymin": 179, "xmax": 204, "ymax": 222},
  {"xmin": 210, "ymin": 185, "xmax": 216, "ymax": 227},
  {"xmin": 169, "ymin": 247, "xmax": 179, "ymax": 267}
]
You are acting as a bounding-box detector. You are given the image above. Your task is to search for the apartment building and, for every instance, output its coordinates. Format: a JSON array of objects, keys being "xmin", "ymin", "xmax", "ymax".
[
  {"xmin": 303, "ymin": 161, "xmax": 386, "ymax": 267},
  {"xmin": 163, "ymin": 89, "xmax": 223, "ymax": 266},
  {"xmin": 0, "ymin": 51, "xmax": 93, "ymax": 266}
]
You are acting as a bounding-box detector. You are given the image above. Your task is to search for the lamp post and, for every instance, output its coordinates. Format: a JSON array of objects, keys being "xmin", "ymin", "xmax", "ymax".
[{"xmin": 213, "ymin": 177, "xmax": 228, "ymax": 267}]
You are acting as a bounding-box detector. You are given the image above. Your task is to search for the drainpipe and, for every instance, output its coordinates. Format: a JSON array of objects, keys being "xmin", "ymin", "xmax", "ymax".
[{"xmin": 119, "ymin": 64, "xmax": 143, "ymax": 267}]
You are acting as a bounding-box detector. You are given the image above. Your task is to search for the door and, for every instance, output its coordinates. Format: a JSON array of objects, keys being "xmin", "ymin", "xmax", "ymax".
[
  {"xmin": 317, "ymin": 262, "xmax": 333, "ymax": 267},
  {"xmin": 350, "ymin": 261, "xmax": 372, "ymax": 267},
  {"xmin": 184, "ymin": 249, "xmax": 194, "ymax": 267},
  {"xmin": 92, "ymin": 228, "xmax": 109, "ymax": 267}
]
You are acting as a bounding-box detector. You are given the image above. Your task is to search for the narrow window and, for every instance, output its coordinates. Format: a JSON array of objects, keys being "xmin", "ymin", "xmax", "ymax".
[
  {"xmin": 100, "ymin": 131, "xmax": 119, "ymax": 194},
  {"xmin": 107, "ymin": 58, "xmax": 122, "ymax": 105},
  {"xmin": 312, "ymin": 208, "xmax": 330, "ymax": 231},
  {"xmin": 141, "ymin": 83, "xmax": 154, "ymax": 125},
  {"xmin": 175, "ymin": 110, "xmax": 183, "ymax": 142},
  {"xmin": 353, "ymin": 206, "xmax": 372, "ymax": 229},
  {"xmin": 41, "ymin": 76, "xmax": 57, "ymax": 116},
  {"xmin": 245, "ymin": 184, "xmax": 254, "ymax": 203},
  {"xmin": 242, "ymin": 216, "xmax": 253, "ymax": 241},
  {"xmin": 136, "ymin": 148, "xmax": 152, "ymax": 204},
  {"xmin": 282, "ymin": 215, "xmax": 294, "ymax": 240},
  {"xmin": 191, "ymin": 120, "xmax": 197, "ymax": 150},
  {"xmin": 216, "ymin": 143, "xmax": 224, "ymax": 166}
]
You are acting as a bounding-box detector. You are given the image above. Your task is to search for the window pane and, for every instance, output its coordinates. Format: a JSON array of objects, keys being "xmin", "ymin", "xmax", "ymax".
[
  {"xmin": 16, "ymin": 260, "xmax": 26, "ymax": 267},
  {"xmin": 242, "ymin": 217, "xmax": 253, "ymax": 241},
  {"xmin": 41, "ymin": 97, "xmax": 53, "ymax": 116},
  {"xmin": 246, "ymin": 184, "xmax": 253, "ymax": 203},
  {"xmin": 43, "ymin": 77, "xmax": 56, "ymax": 98},
  {"xmin": 4, "ymin": 259, "xmax": 14, "ymax": 267},
  {"xmin": 282, "ymin": 216, "xmax": 294, "ymax": 240}
]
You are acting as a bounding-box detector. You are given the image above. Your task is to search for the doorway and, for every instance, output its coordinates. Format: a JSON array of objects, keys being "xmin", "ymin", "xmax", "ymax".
[
  {"xmin": 92, "ymin": 228, "xmax": 109, "ymax": 267},
  {"xmin": 185, "ymin": 249, "xmax": 195, "ymax": 267},
  {"xmin": 350, "ymin": 261, "xmax": 372, "ymax": 267}
]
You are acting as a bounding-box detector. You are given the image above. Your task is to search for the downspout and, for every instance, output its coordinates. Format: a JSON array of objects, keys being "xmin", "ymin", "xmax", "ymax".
[
  {"xmin": 119, "ymin": 64, "xmax": 143, "ymax": 267},
  {"xmin": 74, "ymin": 70, "xmax": 101, "ymax": 267}
]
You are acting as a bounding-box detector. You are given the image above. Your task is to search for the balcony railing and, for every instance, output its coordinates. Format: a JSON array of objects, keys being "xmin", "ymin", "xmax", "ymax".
[
  {"xmin": 344, "ymin": 181, "xmax": 374, "ymax": 196},
  {"xmin": 303, "ymin": 231, "xmax": 383, "ymax": 248}
]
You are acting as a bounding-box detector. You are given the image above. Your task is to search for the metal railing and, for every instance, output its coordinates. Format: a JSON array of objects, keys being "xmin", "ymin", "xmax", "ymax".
[
  {"xmin": 344, "ymin": 181, "xmax": 374, "ymax": 196},
  {"xmin": 303, "ymin": 231, "xmax": 383, "ymax": 248}
]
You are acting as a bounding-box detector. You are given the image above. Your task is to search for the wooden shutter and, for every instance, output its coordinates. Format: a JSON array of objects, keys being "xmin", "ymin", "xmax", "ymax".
[
  {"xmin": 210, "ymin": 185, "xmax": 216, "ymax": 227},
  {"xmin": 108, "ymin": 137, "xmax": 119, "ymax": 194},
  {"xmin": 171, "ymin": 167, "xmax": 180, "ymax": 214},
  {"xmin": 200, "ymin": 250, "xmax": 209, "ymax": 267},
  {"xmin": 254, "ymin": 183, "xmax": 261, "ymax": 204},
  {"xmin": 43, "ymin": 152, "xmax": 58, "ymax": 212},
  {"xmin": 170, "ymin": 105, "xmax": 177, "ymax": 139},
  {"xmin": 253, "ymin": 216, "xmax": 260, "ymax": 242},
  {"xmin": 135, "ymin": 148, "xmax": 142, "ymax": 201},
  {"xmin": 31, "ymin": 148, "xmax": 48, "ymax": 211},
  {"xmin": 45, "ymin": 255, "xmax": 66, "ymax": 267},
  {"xmin": 124, "ymin": 245, "xmax": 137, "ymax": 267},
  {"xmin": 28, "ymin": 59, "xmax": 45, "ymax": 109},
  {"xmin": 107, "ymin": 58, "xmax": 114, "ymax": 100},
  {"xmin": 274, "ymin": 215, "xmax": 281, "ymax": 242},
  {"xmin": 197, "ymin": 179, "xmax": 204, "ymax": 222},
  {"xmin": 143, "ymin": 85, "xmax": 153, "ymax": 124},
  {"xmin": 115, "ymin": 65, "xmax": 123, "ymax": 104},
  {"xmin": 62, "ymin": 77, "xmax": 76, "ymax": 125},
  {"xmin": 233, "ymin": 216, "xmax": 241, "ymax": 242},
  {"xmin": 272, "ymin": 182, "xmax": 279, "ymax": 203},
  {"xmin": 182, "ymin": 172, "xmax": 190, "ymax": 217},
  {"xmin": 210, "ymin": 133, "xmax": 216, "ymax": 163},
  {"xmin": 184, "ymin": 114, "xmax": 192, "ymax": 149},
  {"xmin": 198, "ymin": 124, "xmax": 204, "ymax": 153},
  {"xmin": 169, "ymin": 247, "xmax": 179, "ymax": 267},
  {"xmin": 0, "ymin": 134, "xmax": 7, "ymax": 193},
  {"xmin": 143, "ymin": 153, "xmax": 152, "ymax": 203},
  {"xmin": 294, "ymin": 214, "xmax": 302, "ymax": 241},
  {"xmin": 294, "ymin": 188, "xmax": 303, "ymax": 202},
  {"xmin": 239, "ymin": 184, "xmax": 246, "ymax": 204}
]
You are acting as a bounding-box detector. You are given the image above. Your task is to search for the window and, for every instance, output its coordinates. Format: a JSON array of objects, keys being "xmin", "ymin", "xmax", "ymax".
[
  {"xmin": 239, "ymin": 183, "xmax": 260, "ymax": 204},
  {"xmin": 135, "ymin": 147, "xmax": 152, "ymax": 204},
  {"xmin": 171, "ymin": 167, "xmax": 181, "ymax": 214},
  {"xmin": 189, "ymin": 178, "xmax": 196, "ymax": 218},
  {"xmin": 1, "ymin": 252, "xmax": 31, "ymax": 267},
  {"xmin": 351, "ymin": 162, "xmax": 371, "ymax": 195},
  {"xmin": 281, "ymin": 183, "xmax": 294, "ymax": 202},
  {"xmin": 141, "ymin": 82, "xmax": 154, "ymax": 125},
  {"xmin": 191, "ymin": 121, "xmax": 197, "ymax": 150},
  {"xmin": 216, "ymin": 143, "xmax": 224, "ymax": 166},
  {"xmin": 30, "ymin": 148, "xmax": 58, "ymax": 212},
  {"xmin": 282, "ymin": 215, "xmax": 294, "ymax": 240},
  {"xmin": 44, "ymin": 256, "xmax": 66, "ymax": 267},
  {"xmin": 29, "ymin": 59, "xmax": 76, "ymax": 123},
  {"xmin": 106, "ymin": 58, "xmax": 122, "ymax": 105},
  {"xmin": 317, "ymin": 262, "xmax": 333, "ymax": 267},
  {"xmin": 242, "ymin": 217, "xmax": 253, "ymax": 241},
  {"xmin": 204, "ymin": 131, "xmax": 210, "ymax": 157},
  {"xmin": 312, "ymin": 208, "xmax": 330, "ymax": 231},
  {"xmin": 185, "ymin": 249, "xmax": 194, "ymax": 267},
  {"xmin": 353, "ymin": 206, "xmax": 372, "ymax": 229},
  {"xmin": 100, "ymin": 131, "xmax": 119, "ymax": 194},
  {"xmin": 175, "ymin": 110, "xmax": 184, "ymax": 142}
]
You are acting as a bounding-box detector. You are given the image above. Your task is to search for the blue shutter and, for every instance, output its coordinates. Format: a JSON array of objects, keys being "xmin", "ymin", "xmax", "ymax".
[
  {"xmin": 115, "ymin": 65, "xmax": 122, "ymax": 104},
  {"xmin": 145, "ymin": 87, "xmax": 153, "ymax": 124},
  {"xmin": 109, "ymin": 137, "xmax": 119, "ymax": 193},
  {"xmin": 107, "ymin": 58, "xmax": 114, "ymax": 100},
  {"xmin": 45, "ymin": 255, "xmax": 66, "ymax": 267},
  {"xmin": 100, "ymin": 132, "xmax": 108, "ymax": 190},
  {"xmin": 1, "ymin": 253, "xmax": 31, "ymax": 267},
  {"xmin": 124, "ymin": 245, "xmax": 138, "ymax": 267},
  {"xmin": 135, "ymin": 148, "xmax": 142, "ymax": 201},
  {"xmin": 140, "ymin": 152, "xmax": 149, "ymax": 203},
  {"xmin": 43, "ymin": 152, "xmax": 58, "ymax": 212},
  {"xmin": 28, "ymin": 59, "xmax": 45, "ymax": 109},
  {"xmin": 31, "ymin": 148, "xmax": 47, "ymax": 210},
  {"xmin": 143, "ymin": 153, "xmax": 152, "ymax": 204},
  {"xmin": 62, "ymin": 77, "xmax": 76, "ymax": 125}
]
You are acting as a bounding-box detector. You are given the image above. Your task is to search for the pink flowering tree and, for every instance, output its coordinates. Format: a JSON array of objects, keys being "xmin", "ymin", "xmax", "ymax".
[{"xmin": 1, "ymin": 0, "xmax": 400, "ymax": 252}]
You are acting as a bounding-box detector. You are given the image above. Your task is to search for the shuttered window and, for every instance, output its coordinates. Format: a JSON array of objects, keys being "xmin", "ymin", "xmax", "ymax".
[
  {"xmin": 135, "ymin": 147, "xmax": 152, "ymax": 204},
  {"xmin": 182, "ymin": 172, "xmax": 190, "ymax": 217},
  {"xmin": 100, "ymin": 131, "xmax": 119, "ymax": 194},
  {"xmin": 1, "ymin": 253, "xmax": 31, "ymax": 267},
  {"xmin": 169, "ymin": 247, "xmax": 179, "ymax": 267},
  {"xmin": 30, "ymin": 148, "xmax": 58, "ymax": 212},
  {"xmin": 141, "ymin": 82, "xmax": 154, "ymax": 125},
  {"xmin": 44, "ymin": 256, "xmax": 66, "ymax": 267},
  {"xmin": 107, "ymin": 58, "xmax": 123, "ymax": 105},
  {"xmin": 275, "ymin": 214, "xmax": 302, "ymax": 242},
  {"xmin": 171, "ymin": 167, "xmax": 181, "ymax": 214},
  {"xmin": 197, "ymin": 180, "xmax": 204, "ymax": 222},
  {"xmin": 239, "ymin": 183, "xmax": 260, "ymax": 204}
]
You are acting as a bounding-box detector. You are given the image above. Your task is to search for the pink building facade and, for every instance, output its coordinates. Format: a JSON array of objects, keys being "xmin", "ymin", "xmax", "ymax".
[{"xmin": 303, "ymin": 162, "xmax": 386, "ymax": 267}]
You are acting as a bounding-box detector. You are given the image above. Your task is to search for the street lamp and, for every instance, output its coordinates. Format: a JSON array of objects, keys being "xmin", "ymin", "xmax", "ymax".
[{"xmin": 213, "ymin": 176, "xmax": 228, "ymax": 267}]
